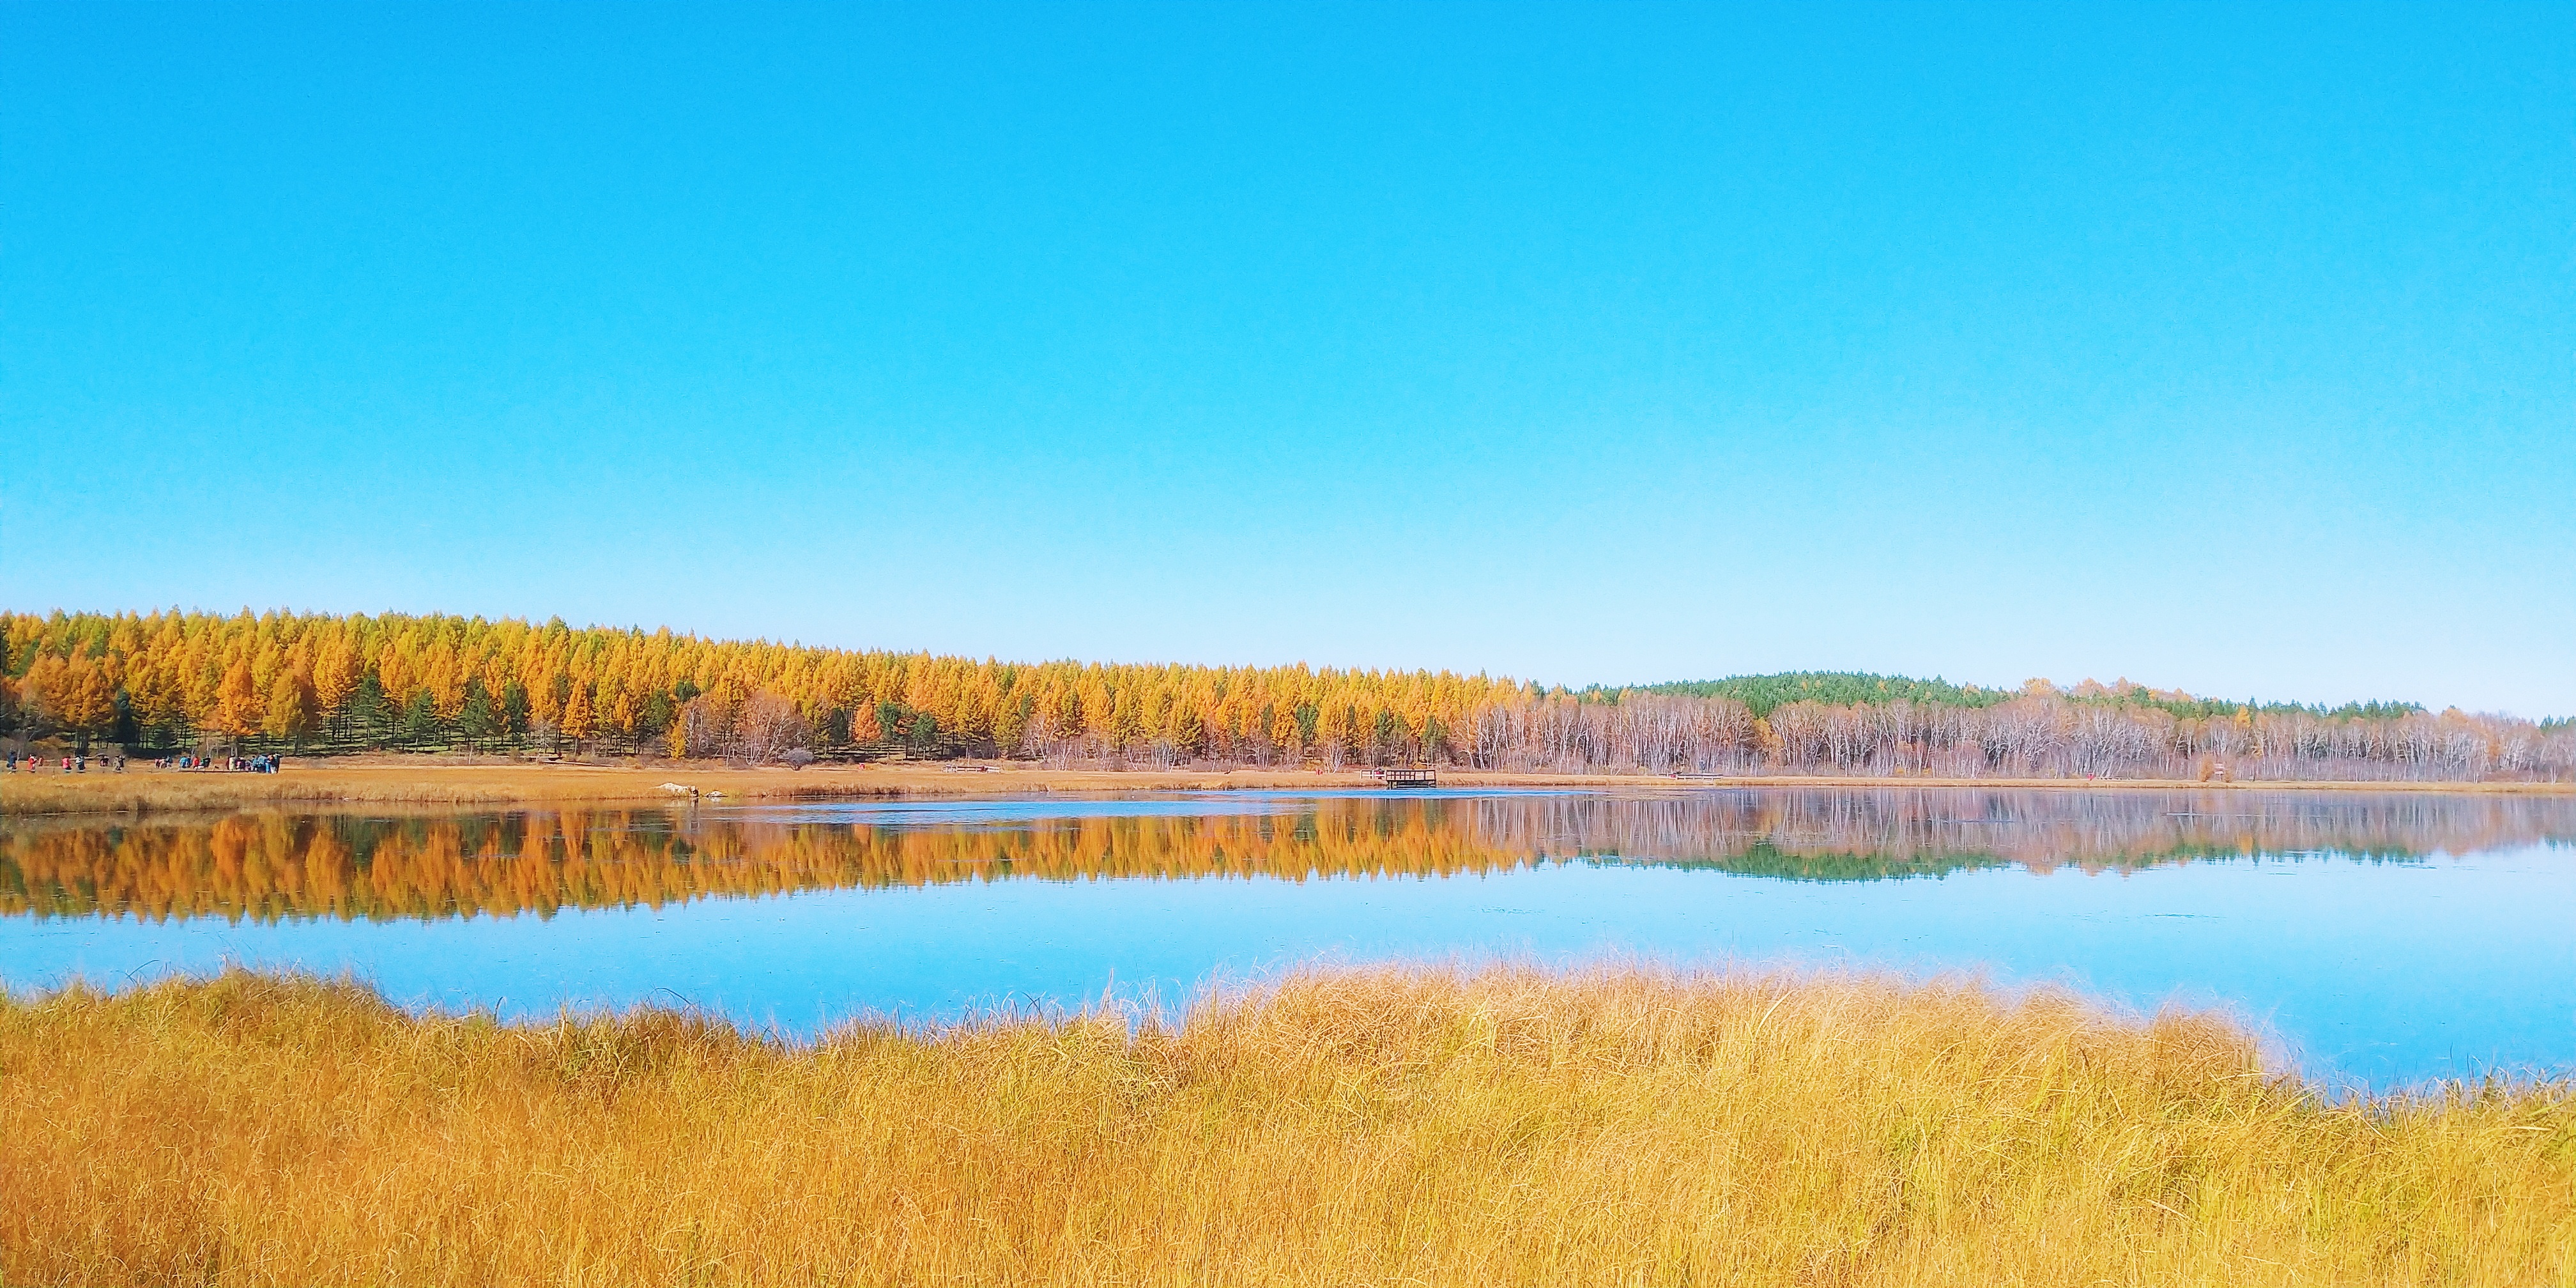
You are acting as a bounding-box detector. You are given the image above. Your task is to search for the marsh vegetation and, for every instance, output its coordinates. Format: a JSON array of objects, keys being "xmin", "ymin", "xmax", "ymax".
[{"xmin": 3, "ymin": 965, "xmax": 2568, "ymax": 1286}]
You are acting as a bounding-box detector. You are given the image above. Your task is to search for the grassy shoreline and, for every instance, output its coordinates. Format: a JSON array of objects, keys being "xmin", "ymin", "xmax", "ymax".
[
  {"xmin": 2, "ymin": 963, "xmax": 2568, "ymax": 1285},
  {"xmin": 5, "ymin": 757, "xmax": 2571, "ymax": 819}
]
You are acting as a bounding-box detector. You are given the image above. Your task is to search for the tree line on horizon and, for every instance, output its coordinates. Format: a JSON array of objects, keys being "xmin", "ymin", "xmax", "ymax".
[
  {"xmin": 1628, "ymin": 671, "xmax": 2427, "ymax": 723},
  {"xmin": 3, "ymin": 610, "xmax": 2570, "ymax": 783}
]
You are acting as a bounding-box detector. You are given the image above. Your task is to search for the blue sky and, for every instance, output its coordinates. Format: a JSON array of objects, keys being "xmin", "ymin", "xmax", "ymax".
[{"xmin": 5, "ymin": 2, "xmax": 2570, "ymax": 715}]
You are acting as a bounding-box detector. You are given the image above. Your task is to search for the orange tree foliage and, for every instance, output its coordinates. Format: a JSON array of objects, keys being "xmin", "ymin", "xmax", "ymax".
[
  {"xmin": 4, "ymin": 610, "xmax": 2571, "ymax": 779},
  {"xmin": 0, "ymin": 610, "xmax": 1522, "ymax": 765}
]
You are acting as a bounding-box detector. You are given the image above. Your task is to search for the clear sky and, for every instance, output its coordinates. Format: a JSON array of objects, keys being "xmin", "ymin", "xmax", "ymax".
[{"xmin": 5, "ymin": 2, "xmax": 2570, "ymax": 716}]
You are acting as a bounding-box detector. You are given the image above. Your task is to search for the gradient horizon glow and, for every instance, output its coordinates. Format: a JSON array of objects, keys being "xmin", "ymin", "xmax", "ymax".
[{"xmin": 5, "ymin": 3, "xmax": 2570, "ymax": 716}]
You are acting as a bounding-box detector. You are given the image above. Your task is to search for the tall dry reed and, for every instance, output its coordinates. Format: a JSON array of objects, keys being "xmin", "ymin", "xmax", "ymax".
[{"xmin": 2, "ymin": 964, "xmax": 2569, "ymax": 1285}]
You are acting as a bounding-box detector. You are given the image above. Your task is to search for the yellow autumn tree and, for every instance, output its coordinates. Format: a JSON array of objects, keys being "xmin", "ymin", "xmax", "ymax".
[
  {"xmin": 213, "ymin": 658, "xmax": 261, "ymax": 739},
  {"xmin": 262, "ymin": 664, "xmax": 318, "ymax": 739}
]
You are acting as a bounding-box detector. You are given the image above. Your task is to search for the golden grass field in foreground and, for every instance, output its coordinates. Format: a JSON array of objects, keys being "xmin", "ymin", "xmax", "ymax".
[
  {"xmin": 3, "ymin": 967, "xmax": 2570, "ymax": 1287},
  {"xmin": 6, "ymin": 757, "xmax": 2570, "ymax": 818}
]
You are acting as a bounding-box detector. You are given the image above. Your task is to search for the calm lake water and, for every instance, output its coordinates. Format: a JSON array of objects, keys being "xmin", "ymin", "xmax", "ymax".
[{"xmin": 4, "ymin": 787, "xmax": 2572, "ymax": 1089}]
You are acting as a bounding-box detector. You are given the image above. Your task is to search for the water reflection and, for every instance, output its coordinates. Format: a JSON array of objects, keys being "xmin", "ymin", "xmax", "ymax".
[{"xmin": 8, "ymin": 788, "xmax": 2572, "ymax": 924}]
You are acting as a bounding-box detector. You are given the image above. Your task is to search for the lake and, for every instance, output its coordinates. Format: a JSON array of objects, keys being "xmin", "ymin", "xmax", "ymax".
[{"xmin": 4, "ymin": 786, "xmax": 2571, "ymax": 1090}]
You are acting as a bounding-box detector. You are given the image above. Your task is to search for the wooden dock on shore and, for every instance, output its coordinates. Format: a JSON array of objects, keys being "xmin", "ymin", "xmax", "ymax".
[{"xmin": 1372, "ymin": 767, "xmax": 1438, "ymax": 788}]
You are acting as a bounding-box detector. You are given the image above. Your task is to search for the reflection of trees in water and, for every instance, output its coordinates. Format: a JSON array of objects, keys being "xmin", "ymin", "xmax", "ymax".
[
  {"xmin": 1635, "ymin": 843, "xmax": 2015, "ymax": 883},
  {"xmin": 0, "ymin": 807, "xmax": 1524, "ymax": 923},
  {"xmin": 4, "ymin": 790, "xmax": 2572, "ymax": 923},
  {"xmin": 1491, "ymin": 789, "xmax": 2576, "ymax": 878}
]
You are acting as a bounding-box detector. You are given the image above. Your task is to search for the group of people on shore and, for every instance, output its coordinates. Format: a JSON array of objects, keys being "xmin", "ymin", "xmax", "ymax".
[
  {"xmin": 160, "ymin": 754, "xmax": 285, "ymax": 773},
  {"xmin": 5, "ymin": 754, "xmax": 129, "ymax": 773},
  {"xmin": 4, "ymin": 753, "xmax": 283, "ymax": 774}
]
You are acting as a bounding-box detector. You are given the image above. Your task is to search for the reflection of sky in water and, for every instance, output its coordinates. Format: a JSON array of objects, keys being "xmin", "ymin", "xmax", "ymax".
[{"xmin": 3, "ymin": 792, "xmax": 2572, "ymax": 1091}]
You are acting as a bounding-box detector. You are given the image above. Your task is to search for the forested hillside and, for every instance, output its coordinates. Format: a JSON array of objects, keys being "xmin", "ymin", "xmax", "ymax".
[
  {"xmin": 4, "ymin": 611, "xmax": 2569, "ymax": 782},
  {"xmin": 1635, "ymin": 671, "xmax": 2425, "ymax": 722},
  {"xmin": 1627, "ymin": 672, "xmax": 2015, "ymax": 716}
]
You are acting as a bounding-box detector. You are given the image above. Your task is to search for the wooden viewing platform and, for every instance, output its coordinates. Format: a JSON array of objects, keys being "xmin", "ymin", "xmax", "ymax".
[{"xmin": 1372, "ymin": 767, "xmax": 1438, "ymax": 788}]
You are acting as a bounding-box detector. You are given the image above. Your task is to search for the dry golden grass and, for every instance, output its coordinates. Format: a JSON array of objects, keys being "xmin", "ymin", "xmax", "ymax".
[
  {"xmin": 8, "ymin": 758, "xmax": 2568, "ymax": 819},
  {"xmin": 3, "ymin": 965, "xmax": 2570, "ymax": 1286}
]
